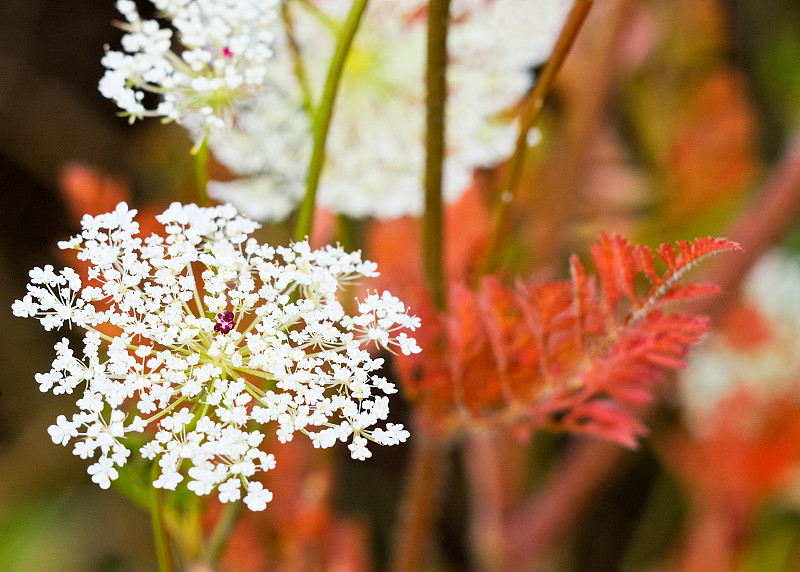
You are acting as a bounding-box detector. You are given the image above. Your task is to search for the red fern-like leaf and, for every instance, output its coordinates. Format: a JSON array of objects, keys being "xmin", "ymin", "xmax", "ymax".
[
  {"xmin": 393, "ymin": 233, "xmax": 739, "ymax": 446},
  {"xmin": 647, "ymin": 236, "xmax": 741, "ymax": 304},
  {"xmin": 592, "ymin": 233, "xmax": 638, "ymax": 312},
  {"xmin": 594, "ymin": 233, "xmax": 740, "ymax": 311}
]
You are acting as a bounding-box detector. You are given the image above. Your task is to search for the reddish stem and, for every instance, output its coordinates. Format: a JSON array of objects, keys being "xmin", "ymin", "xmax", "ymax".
[
  {"xmin": 465, "ymin": 434, "xmax": 508, "ymax": 571},
  {"xmin": 390, "ymin": 435, "xmax": 450, "ymax": 572}
]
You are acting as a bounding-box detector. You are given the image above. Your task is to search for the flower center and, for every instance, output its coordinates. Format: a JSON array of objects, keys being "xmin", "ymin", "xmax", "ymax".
[{"xmin": 214, "ymin": 311, "xmax": 236, "ymax": 334}]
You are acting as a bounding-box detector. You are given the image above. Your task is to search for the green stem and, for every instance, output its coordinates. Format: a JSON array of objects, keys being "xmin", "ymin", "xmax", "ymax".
[
  {"xmin": 150, "ymin": 462, "xmax": 175, "ymax": 572},
  {"xmin": 294, "ymin": 0, "xmax": 369, "ymax": 242},
  {"xmin": 293, "ymin": 0, "xmax": 339, "ymax": 33},
  {"xmin": 480, "ymin": 0, "xmax": 594, "ymax": 275},
  {"xmin": 143, "ymin": 396, "xmax": 189, "ymax": 426},
  {"xmin": 205, "ymin": 500, "xmax": 244, "ymax": 563},
  {"xmin": 423, "ymin": 0, "xmax": 451, "ymax": 311},
  {"xmin": 336, "ymin": 214, "xmax": 359, "ymax": 251},
  {"xmin": 194, "ymin": 136, "xmax": 210, "ymax": 207}
]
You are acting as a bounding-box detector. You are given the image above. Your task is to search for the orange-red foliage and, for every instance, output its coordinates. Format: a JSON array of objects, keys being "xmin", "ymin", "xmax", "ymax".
[
  {"xmin": 60, "ymin": 163, "xmax": 130, "ymax": 225},
  {"xmin": 670, "ymin": 389, "xmax": 800, "ymax": 514},
  {"xmin": 665, "ymin": 388, "xmax": 800, "ymax": 572},
  {"xmin": 666, "ymin": 72, "xmax": 758, "ymax": 217},
  {"xmin": 719, "ymin": 302, "xmax": 774, "ymax": 351},
  {"xmin": 394, "ymin": 233, "xmax": 740, "ymax": 446}
]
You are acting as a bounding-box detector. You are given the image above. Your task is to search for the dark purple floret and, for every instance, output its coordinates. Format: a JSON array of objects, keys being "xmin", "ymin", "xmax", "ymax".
[{"xmin": 214, "ymin": 311, "xmax": 236, "ymax": 334}]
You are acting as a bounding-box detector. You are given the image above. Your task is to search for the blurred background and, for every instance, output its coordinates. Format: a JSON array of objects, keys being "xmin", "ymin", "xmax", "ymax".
[{"xmin": 2, "ymin": 0, "xmax": 800, "ymax": 570}]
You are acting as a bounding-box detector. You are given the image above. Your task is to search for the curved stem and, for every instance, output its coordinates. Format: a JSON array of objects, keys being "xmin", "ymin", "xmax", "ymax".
[
  {"xmin": 423, "ymin": 0, "xmax": 451, "ymax": 311},
  {"xmin": 480, "ymin": 0, "xmax": 594, "ymax": 275},
  {"xmin": 294, "ymin": 0, "xmax": 369, "ymax": 242},
  {"xmin": 150, "ymin": 461, "xmax": 175, "ymax": 572},
  {"xmin": 193, "ymin": 137, "xmax": 210, "ymax": 207}
]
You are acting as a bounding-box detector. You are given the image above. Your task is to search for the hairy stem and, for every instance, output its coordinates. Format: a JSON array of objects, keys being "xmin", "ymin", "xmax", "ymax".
[
  {"xmin": 294, "ymin": 0, "xmax": 369, "ymax": 242},
  {"xmin": 422, "ymin": 0, "xmax": 451, "ymax": 310},
  {"xmin": 389, "ymin": 5, "xmax": 452, "ymax": 569}
]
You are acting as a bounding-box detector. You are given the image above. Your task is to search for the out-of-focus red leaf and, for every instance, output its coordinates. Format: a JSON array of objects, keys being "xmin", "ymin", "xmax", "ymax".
[
  {"xmin": 665, "ymin": 388, "xmax": 800, "ymax": 571},
  {"xmin": 720, "ymin": 302, "xmax": 773, "ymax": 350},
  {"xmin": 666, "ymin": 72, "xmax": 759, "ymax": 218},
  {"xmin": 59, "ymin": 163, "xmax": 129, "ymax": 224}
]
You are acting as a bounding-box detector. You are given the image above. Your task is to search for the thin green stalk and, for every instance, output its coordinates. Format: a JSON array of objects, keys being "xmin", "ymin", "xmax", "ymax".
[
  {"xmin": 205, "ymin": 500, "xmax": 244, "ymax": 563},
  {"xmin": 423, "ymin": 0, "xmax": 451, "ymax": 311},
  {"xmin": 293, "ymin": 0, "xmax": 339, "ymax": 33},
  {"xmin": 194, "ymin": 136, "xmax": 210, "ymax": 207},
  {"xmin": 150, "ymin": 462, "xmax": 175, "ymax": 572},
  {"xmin": 480, "ymin": 0, "xmax": 594, "ymax": 275},
  {"xmin": 294, "ymin": 0, "xmax": 369, "ymax": 242}
]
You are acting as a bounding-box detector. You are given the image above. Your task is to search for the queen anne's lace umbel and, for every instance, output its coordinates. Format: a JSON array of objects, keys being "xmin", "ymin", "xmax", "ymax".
[
  {"xmin": 13, "ymin": 202, "xmax": 419, "ymax": 510},
  {"xmin": 99, "ymin": 0, "xmax": 279, "ymax": 137}
]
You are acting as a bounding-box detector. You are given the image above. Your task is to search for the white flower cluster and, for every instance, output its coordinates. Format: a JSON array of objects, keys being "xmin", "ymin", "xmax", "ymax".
[
  {"xmin": 99, "ymin": 0, "xmax": 279, "ymax": 137},
  {"xmin": 13, "ymin": 202, "xmax": 419, "ymax": 511},
  {"xmin": 201, "ymin": 0, "xmax": 573, "ymax": 220}
]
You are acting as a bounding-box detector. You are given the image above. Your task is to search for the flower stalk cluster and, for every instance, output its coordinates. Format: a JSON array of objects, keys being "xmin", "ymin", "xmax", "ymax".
[{"xmin": 13, "ymin": 202, "xmax": 419, "ymax": 510}]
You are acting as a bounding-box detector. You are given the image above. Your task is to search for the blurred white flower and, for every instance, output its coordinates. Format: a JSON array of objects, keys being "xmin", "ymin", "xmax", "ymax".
[
  {"xmin": 205, "ymin": 0, "xmax": 573, "ymax": 220},
  {"xmin": 206, "ymin": 45, "xmax": 312, "ymax": 221}
]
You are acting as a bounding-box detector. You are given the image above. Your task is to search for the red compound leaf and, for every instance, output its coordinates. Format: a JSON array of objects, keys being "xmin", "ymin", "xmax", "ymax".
[{"xmin": 394, "ymin": 233, "xmax": 738, "ymax": 447}]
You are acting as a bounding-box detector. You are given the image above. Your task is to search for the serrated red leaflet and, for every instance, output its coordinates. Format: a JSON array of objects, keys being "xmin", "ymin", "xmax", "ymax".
[
  {"xmin": 676, "ymin": 237, "xmax": 741, "ymax": 265},
  {"xmin": 633, "ymin": 244, "xmax": 658, "ymax": 283},
  {"xmin": 570, "ymin": 255, "xmax": 590, "ymax": 350},
  {"xmin": 658, "ymin": 242, "xmax": 678, "ymax": 270},
  {"xmin": 592, "ymin": 233, "xmax": 637, "ymax": 311}
]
